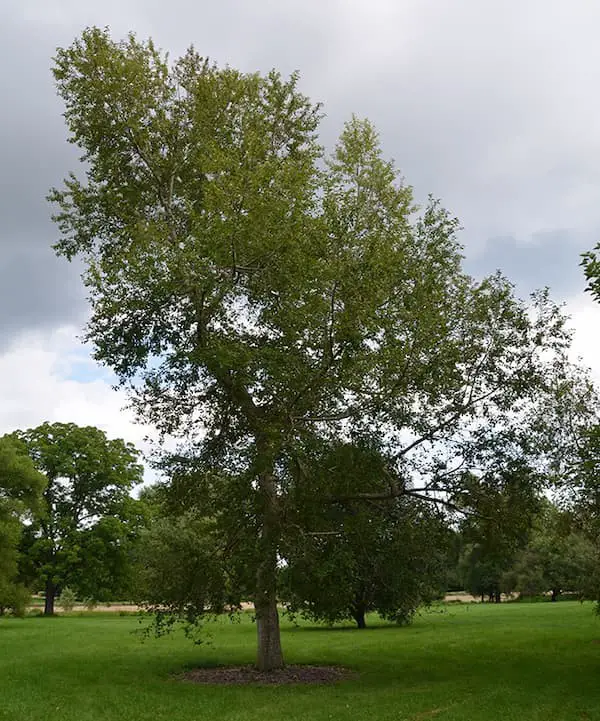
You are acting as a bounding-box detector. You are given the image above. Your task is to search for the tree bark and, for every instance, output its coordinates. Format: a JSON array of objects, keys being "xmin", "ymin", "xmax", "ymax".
[
  {"xmin": 255, "ymin": 591, "xmax": 283, "ymax": 671},
  {"xmin": 254, "ymin": 460, "xmax": 284, "ymax": 671},
  {"xmin": 44, "ymin": 580, "xmax": 56, "ymax": 616},
  {"xmin": 353, "ymin": 610, "xmax": 367, "ymax": 629},
  {"xmin": 551, "ymin": 588, "xmax": 558, "ymax": 602}
]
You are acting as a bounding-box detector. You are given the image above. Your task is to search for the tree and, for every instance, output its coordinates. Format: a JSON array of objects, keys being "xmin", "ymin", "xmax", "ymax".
[
  {"xmin": 456, "ymin": 462, "xmax": 541, "ymax": 602},
  {"xmin": 50, "ymin": 28, "xmax": 576, "ymax": 670},
  {"xmin": 0, "ymin": 436, "xmax": 46, "ymax": 616},
  {"xmin": 282, "ymin": 502, "xmax": 449, "ymax": 629},
  {"xmin": 133, "ymin": 470, "xmax": 253, "ymax": 636},
  {"xmin": 274, "ymin": 441, "xmax": 449, "ymax": 628},
  {"xmin": 15, "ymin": 422, "xmax": 143, "ymax": 615},
  {"xmin": 505, "ymin": 504, "xmax": 597, "ymax": 601},
  {"xmin": 546, "ymin": 423, "xmax": 600, "ymax": 606},
  {"xmin": 509, "ymin": 531, "xmax": 597, "ymax": 601}
]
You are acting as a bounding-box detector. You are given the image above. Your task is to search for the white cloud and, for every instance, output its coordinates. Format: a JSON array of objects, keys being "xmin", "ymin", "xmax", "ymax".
[
  {"xmin": 564, "ymin": 293, "xmax": 600, "ymax": 384},
  {"xmin": 0, "ymin": 326, "xmax": 160, "ymax": 482}
]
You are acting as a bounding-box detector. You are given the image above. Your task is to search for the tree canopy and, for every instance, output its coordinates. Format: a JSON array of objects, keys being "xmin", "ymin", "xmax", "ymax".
[{"xmin": 50, "ymin": 27, "xmax": 581, "ymax": 669}]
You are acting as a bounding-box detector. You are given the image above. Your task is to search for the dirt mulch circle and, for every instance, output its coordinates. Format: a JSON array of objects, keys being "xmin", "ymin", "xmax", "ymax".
[{"xmin": 178, "ymin": 664, "xmax": 356, "ymax": 686}]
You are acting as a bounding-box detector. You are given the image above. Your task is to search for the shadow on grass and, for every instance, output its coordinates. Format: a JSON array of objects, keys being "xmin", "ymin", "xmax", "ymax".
[{"xmin": 284, "ymin": 621, "xmax": 405, "ymax": 633}]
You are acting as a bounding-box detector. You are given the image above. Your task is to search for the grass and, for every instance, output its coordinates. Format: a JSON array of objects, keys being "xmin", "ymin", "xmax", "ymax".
[{"xmin": 2, "ymin": 601, "xmax": 600, "ymax": 721}]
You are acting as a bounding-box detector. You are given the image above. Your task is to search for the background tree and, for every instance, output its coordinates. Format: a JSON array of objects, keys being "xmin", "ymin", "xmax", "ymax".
[
  {"xmin": 278, "ymin": 441, "xmax": 449, "ymax": 628},
  {"xmin": 0, "ymin": 436, "xmax": 46, "ymax": 616},
  {"xmin": 456, "ymin": 462, "xmax": 541, "ymax": 602},
  {"xmin": 507, "ymin": 529, "xmax": 596, "ymax": 601},
  {"xmin": 134, "ymin": 467, "xmax": 254, "ymax": 636},
  {"xmin": 281, "ymin": 501, "xmax": 449, "ymax": 629},
  {"xmin": 51, "ymin": 28, "xmax": 579, "ymax": 670},
  {"xmin": 550, "ymin": 425, "xmax": 600, "ymax": 606},
  {"xmin": 15, "ymin": 422, "xmax": 144, "ymax": 614}
]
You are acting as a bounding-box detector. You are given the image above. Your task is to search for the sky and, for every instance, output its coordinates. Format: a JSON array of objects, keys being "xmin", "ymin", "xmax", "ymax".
[{"xmin": 2, "ymin": 0, "xmax": 600, "ymax": 477}]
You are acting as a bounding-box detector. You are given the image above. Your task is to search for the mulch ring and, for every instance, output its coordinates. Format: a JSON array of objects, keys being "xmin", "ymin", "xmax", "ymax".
[{"xmin": 178, "ymin": 664, "xmax": 357, "ymax": 685}]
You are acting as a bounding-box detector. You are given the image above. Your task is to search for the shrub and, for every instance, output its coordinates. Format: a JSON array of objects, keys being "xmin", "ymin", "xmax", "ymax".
[{"xmin": 57, "ymin": 587, "xmax": 77, "ymax": 613}]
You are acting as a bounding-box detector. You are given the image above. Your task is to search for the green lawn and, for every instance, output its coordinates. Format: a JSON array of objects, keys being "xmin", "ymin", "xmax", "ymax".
[{"xmin": 1, "ymin": 602, "xmax": 599, "ymax": 721}]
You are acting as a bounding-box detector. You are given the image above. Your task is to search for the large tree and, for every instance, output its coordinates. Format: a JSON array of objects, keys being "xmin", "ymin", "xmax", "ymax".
[
  {"xmin": 0, "ymin": 436, "xmax": 46, "ymax": 615},
  {"xmin": 50, "ymin": 28, "xmax": 575, "ymax": 670},
  {"xmin": 15, "ymin": 422, "xmax": 143, "ymax": 614}
]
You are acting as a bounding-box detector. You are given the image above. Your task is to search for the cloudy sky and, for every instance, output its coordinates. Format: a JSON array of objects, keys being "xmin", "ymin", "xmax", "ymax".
[{"xmin": 2, "ymin": 0, "xmax": 600, "ymax": 475}]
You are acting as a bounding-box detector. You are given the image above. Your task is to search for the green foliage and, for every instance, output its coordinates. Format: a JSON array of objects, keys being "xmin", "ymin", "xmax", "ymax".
[
  {"xmin": 0, "ymin": 435, "xmax": 46, "ymax": 616},
  {"xmin": 282, "ymin": 496, "xmax": 449, "ymax": 627},
  {"xmin": 506, "ymin": 504, "xmax": 598, "ymax": 600},
  {"xmin": 83, "ymin": 597, "xmax": 98, "ymax": 611},
  {"xmin": 50, "ymin": 27, "xmax": 582, "ymax": 666},
  {"xmin": 582, "ymin": 246, "xmax": 600, "ymax": 306},
  {"xmin": 15, "ymin": 422, "xmax": 144, "ymax": 612},
  {"xmin": 136, "ymin": 511, "xmax": 243, "ymax": 640},
  {"xmin": 456, "ymin": 462, "xmax": 541, "ymax": 600},
  {"xmin": 58, "ymin": 586, "xmax": 77, "ymax": 612},
  {"xmin": 0, "ymin": 581, "xmax": 31, "ymax": 617},
  {"xmin": 542, "ymin": 424, "xmax": 600, "ymax": 607},
  {"xmin": 281, "ymin": 442, "xmax": 450, "ymax": 627}
]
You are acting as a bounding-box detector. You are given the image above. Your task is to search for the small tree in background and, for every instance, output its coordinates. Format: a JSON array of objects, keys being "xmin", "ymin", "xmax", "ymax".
[
  {"xmin": 58, "ymin": 586, "xmax": 77, "ymax": 613},
  {"xmin": 456, "ymin": 462, "xmax": 541, "ymax": 602},
  {"xmin": 281, "ymin": 497, "xmax": 449, "ymax": 628},
  {"xmin": 280, "ymin": 442, "xmax": 450, "ymax": 628}
]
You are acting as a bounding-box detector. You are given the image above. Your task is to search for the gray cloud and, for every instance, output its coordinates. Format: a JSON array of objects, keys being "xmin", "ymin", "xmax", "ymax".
[
  {"xmin": 2, "ymin": 0, "xmax": 600, "ymax": 349},
  {"xmin": 465, "ymin": 230, "xmax": 596, "ymax": 300},
  {"xmin": 0, "ymin": 8, "xmax": 86, "ymax": 348}
]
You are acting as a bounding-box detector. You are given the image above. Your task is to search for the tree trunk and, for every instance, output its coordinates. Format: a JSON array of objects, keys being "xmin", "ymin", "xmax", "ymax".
[
  {"xmin": 255, "ymin": 592, "xmax": 283, "ymax": 671},
  {"xmin": 551, "ymin": 588, "xmax": 558, "ymax": 602},
  {"xmin": 254, "ymin": 460, "xmax": 284, "ymax": 671},
  {"xmin": 353, "ymin": 610, "xmax": 367, "ymax": 629},
  {"xmin": 494, "ymin": 591, "xmax": 501, "ymax": 603},
  {"xmin": 44, "ymin": 580, "xmax": 56, "ymax": 616}
]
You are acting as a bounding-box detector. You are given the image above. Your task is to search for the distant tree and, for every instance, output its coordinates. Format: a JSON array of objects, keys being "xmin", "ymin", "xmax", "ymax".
[
  {"xmin": 133, "ymin": 467, "xmax": 255, "ymax": 635},
  {"xmin": 282, "ymin": 499, "xmax": 449, "ymax": 629},
  {"xmin": 57, "ymin": 586, "xmax": 77, "ymax": 612},
  {"xmin": 0, "ymin": 436, "xmax": 46, "ymax": 616},
  {"xmin": 443, "ymin": 529, "xmax": 464, "ymax": 593},
  {"xmin": 550, "ymin": 421, "xmax": 600, "ymax": 607},
  {"xmin": 458, "ymin": 544, "xmax": 505, "ymax": 602},
  {"xmin": 456, "ymin": 462, "xmax": 541, "ymax": 602},
  {"xmin": 15, "ymin": 423, "xmax": 144, "ymax": 614},
  {"xmin": 50, "ymin": 27, "xmax": 580, "ymax": 669},
  {"xmin": 509, "ymin": 530, "xmax": 596, "ymax": 601},
  {"xmin": 506, "ymin": 502, "xmax": 598, "ymax": 602},
  {"xmin": 279, "ymin": 442, "xmax": 450, "ymax": 628}
]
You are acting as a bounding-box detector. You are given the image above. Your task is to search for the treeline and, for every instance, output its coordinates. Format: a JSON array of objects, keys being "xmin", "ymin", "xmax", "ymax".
[{"xmin": 2, "ymin": 422, "xmax": 599, "ymax": 626}]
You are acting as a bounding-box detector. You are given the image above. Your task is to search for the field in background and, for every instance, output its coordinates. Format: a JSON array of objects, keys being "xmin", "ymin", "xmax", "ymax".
[{"xmin": 2, "ymin": 601, "xmax": 600, "ymax": 721}]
